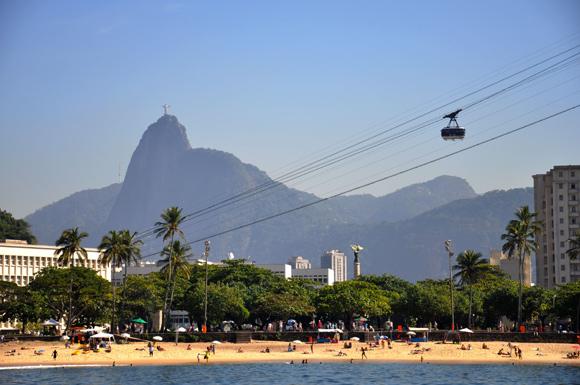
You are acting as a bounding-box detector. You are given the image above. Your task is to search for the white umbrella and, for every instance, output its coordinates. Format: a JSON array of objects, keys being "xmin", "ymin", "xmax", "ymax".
[
  {"xmin": 459, "ymin": 328, "xmax": 474, "ymax": 333},
  {"xmin": 121, "ymin": 333, "xmax": 131, "ymax": 338},
  {"xmin": 42, "ymin": 319, "xmax": 59, "ymax": 326},
  {"xmin": 292, "ymin": 340, "xmax": 304, "ymax": 344},
  {"xmin": 177, "ymin": 327, "xmax": 187, "ymax": 332},
  {"xmin": 60, "ymin": 335, "xmax": 70, "ymax": 341},
  {"xmin": 407, "ymin": 331, "xmax": 416, "ymax": 336},
  {"xmin": 349, "ymin": 337, "xmax": 360, "ymax": 341},
  {"xmin": 153, "ymin": 336, "xmax": 163, "ymax": 341},
  {"xmin": 211, "ymin": 340, "xmax": 222, "ymax": 344}
]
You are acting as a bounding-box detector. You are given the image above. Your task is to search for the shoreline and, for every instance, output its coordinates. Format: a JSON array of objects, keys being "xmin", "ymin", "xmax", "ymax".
[{"xmin": 1, "ymin": 340, "xmax": 578, "ymax": 369}]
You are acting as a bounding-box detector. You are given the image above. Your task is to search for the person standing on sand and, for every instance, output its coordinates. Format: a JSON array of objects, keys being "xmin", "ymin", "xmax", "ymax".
[
  {"xmin": 310, "ymin": 343, "xmax": 314, "ymax": 353},
  {"xmin": 52, "ymin": 349, "xmax": 57, "ymax": 360},
  {"xmin": 148, "ymin": 342, "xmax": 154, "ymax": 357},
  {"xmin": 361, "ymin": 347, "xmax": 368, "ymax": 359}
]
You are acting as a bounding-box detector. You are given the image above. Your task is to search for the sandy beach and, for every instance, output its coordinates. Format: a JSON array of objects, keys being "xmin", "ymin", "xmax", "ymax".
[{"xmin": 1, "ymin": 339, "xmax": 579, "ymax": 368}]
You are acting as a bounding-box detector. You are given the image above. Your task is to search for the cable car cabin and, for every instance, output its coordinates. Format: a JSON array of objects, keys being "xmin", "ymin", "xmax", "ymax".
[
  {"xmin": 441, "ymin": 108, "xmax": 465, "ymax": 140},
  {"xmin": 441, "ymin": 127, "xmax": 465, "ymax": 140}
]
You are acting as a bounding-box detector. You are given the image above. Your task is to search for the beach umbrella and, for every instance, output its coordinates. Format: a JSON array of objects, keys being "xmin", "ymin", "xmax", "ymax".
[
  {"xmin": 132, "ymin": 318, "xmax": 147, "ymax": 324},
  {"xmin": 121, "ymin": 333, "xmax": 131, "ymax": 339},
  {"xmin": 459, "ymin": 328, "xmax": 474, "ymax": 333},
  {"xmin": 349, "ymin": 337, "xmax": 360, "ymax": 341},
  {"xmin": 292, "ymin": 340, "xmax": 304, "ymax": 344},
  {"xmin": 42, "ymin": 319, "xmax": 60, "ymax": 326},
  {"xmin": 175, "ymin": 327, "xmax": 187, "ymax": 344},
  {"xmin": 60, "ymin": 335, "xmax": 70, "ymax": 341},
  {"xmin": 406, "ymin": 331, "xmax": 416, "ymax": 336},
  {"xmin": 212, "ymin": 340, "xmax": 222, "ymax": 344},
  {"xmin": 153, "ymin": 336, "xmax": 163, "ymax": 341}
]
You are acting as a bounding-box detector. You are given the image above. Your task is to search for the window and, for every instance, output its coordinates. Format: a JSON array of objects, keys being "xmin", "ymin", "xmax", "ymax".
[
  {"xmin": 559, "ymin": 171, "xmax": 563, "ymax": 177},
  {"xmin": 559, "ymin": 194, "xmax": 564, "ymax": 201},
  {"xmin": 572, "ymin": 206, "xmax": 577, "ymax": 213},
  {"xmin": 560, "ymin": 206, "xmax": 564, "ymax": 212},
  {"xmin": 571, "ymin": 194, "xmax": 577, "ymax": 201},
  {"xmin": 561, "ymin": 277, "xmax": 567, "ymax": 283},
  {"xmin": 560, "ymin": 230, "xmax": 565, "ymax": 236},
  {"xmin": 544, "ymin": 256, "xmax": 548, "ymax": 264},
  {"xmin": 572, "ymin": 183, "xmax": 576, "ymax": 189},
  {"xmin": 561, "ymin": 253, "xmax": 565, "ymax": 259},
  {"xmin": 560, "ymin": 241, "xmax": 566, "ymax": 247},
  {"xmin": 560, "ymin": 218, "xmax": 564, "ymax": 224},
  {"xmin": 572, "ymin": 171, "xmax": 576, "ymax": 177},
  {"xmin": 559, "ymin": 182, "xmax": 564, "ymax": 188},
  {"xmin": 572, "ymin": 218, "xmax": 577, "ymax": 225},
  {"xmin": 561, "ymin": 265, "xmax": 566, "ymax": 271}
]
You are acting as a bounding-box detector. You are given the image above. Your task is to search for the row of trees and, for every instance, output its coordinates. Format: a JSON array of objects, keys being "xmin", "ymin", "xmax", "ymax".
[{"xmin": 1, "ymin": 205, "xmax": 579, "ymax": 333}]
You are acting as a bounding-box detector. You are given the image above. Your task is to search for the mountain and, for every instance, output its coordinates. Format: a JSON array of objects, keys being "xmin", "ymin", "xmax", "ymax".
[
  {"xmin": 26, "ymin": 183, "xmax": 121, "ymax": 245},
  {"xmin": 314, "ymin": 188, "xmax": 534, "ymax": 281},
  {"xmin": 24, "ymin": 114, "xmax": 531, "ymax": 280}
]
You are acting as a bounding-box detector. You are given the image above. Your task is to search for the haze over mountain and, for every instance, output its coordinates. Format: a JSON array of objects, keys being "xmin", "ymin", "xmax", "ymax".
[{"xmin": 25, "ymin": 115, "xmax": 532, "ymax": 280}]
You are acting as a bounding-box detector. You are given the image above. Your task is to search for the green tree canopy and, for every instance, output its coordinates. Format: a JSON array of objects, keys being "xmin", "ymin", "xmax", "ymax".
[
  {"xmin": 0, "ymin": 209, "xmax": 36, "ymax": 244},
  {"xmin": 316, "ymin": 280, "xmax": 391, "ymax": 328},
  {"xmin": 29, "ymin": 267, "xmax": 111, "ymax": 328}
]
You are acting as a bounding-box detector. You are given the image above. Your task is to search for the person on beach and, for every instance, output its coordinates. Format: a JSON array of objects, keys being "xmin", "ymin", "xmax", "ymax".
[
  {"xmin": 361, "ymin": 347, "xmax": 368, "ymax": 359},
  {"xmin": 52, "ymin": 349, "xmax": 57, "ymax": 360},
  {"xmin": 204, "ymin": 351, "xmax": 209, "ymax": 363},
  {"xmin": 148, "ymin": 342, "xmax": 154, "ymax": 357},
  {"xmin": 310, "ymin": 343, "xmax": 314, "ymax": 353}
]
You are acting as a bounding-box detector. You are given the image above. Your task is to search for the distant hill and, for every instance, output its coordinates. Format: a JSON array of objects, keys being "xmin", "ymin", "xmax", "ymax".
[{"xmin": 24, "ymin": 114, "xmax": 531, "ymax": 280}]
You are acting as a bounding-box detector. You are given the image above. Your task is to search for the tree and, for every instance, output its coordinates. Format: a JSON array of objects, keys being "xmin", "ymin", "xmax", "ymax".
[
  {"xmin": 159, "ymin": 239, "xmax": 191, "ymax": 327},
  {"xmin": 554, "ymin": 280, "xmax": 580, "ymax": 333},
  {"xmin": 54, "ymin": 227, "xmax": 89, "ymax": 332},
  {"xmin": 316, "ymin": 281, "xmax": 391, "ymax": 329},
  {"xmin": 501, "ymin": 206, "xmax": 540, "ymax": 328},
  {"xmin": 409, "ymin": 279, "xmax": 467, "ymax": 328},
  {"xmin": 0, "ymin": 209, "xmax": 36, "ymax": 244},
  {"xmin": 120, "ymin": 274, "xmax": 165, "ymax": 331},
  {"xmin": 0, "ymin": 281, "xmax": 44, "ymax": 333},
  {"xmin": 98, "ymin": 229, "xmax": 142, "ymax": 330},
  {"xmin": 29, "ymin": 267, "xmax": 111, "ymax": 328},
  {"xmin": 154, "ymin": 207, "xmax": 186, "ymax": 331},
  {"xmin": 453, "ymin": 250, "xmax": 489, "ymax": 328},
  {"xmin": 184, "ymin": 282, "xmax": 249, "ymax": 328}
]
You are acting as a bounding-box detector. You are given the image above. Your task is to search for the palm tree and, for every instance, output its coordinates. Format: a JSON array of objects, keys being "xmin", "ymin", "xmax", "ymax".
[
  {"xmin": 160, "ymin": 240, "xmax": 192, "ymax": 325},
  {"xmin": 118, "ymin": 230, "xmax": 142, "ymax": 327},
  {"xmin": 98, "ymin": 230, "xmax": 142, "ymax": 332},
  {"xmin": 98, "ymin": 230, "xmax": 124, "ymax": 331},
  {"xmin": 54, "ymin": 227, "xmax": 88, "ymax": 332},
  {"xmin": 453, "ymin": 250, "xmax": 489, "ymax": 328},
  {"xmin": 154, "ymin": 207, "xmax": 186, "ymax": 331},
  {"xmin": 501, "ymin": 206, "xmax": 541, "ymax": 328}
]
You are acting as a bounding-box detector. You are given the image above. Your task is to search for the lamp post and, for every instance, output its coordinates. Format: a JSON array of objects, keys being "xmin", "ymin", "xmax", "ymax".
[
  {"xmin": 203, "ymin": 240, "xmax": 210, "ymax": 333},
  {"xmin": 444, "ymin": 240, "xmax": 455, "ymax": 331}
]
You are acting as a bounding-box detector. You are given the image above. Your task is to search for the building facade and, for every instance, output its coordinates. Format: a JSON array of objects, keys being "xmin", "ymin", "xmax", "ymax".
[
  {"xmin": 291, "ymin": 268, "xmax": 335, "ymax": 286},
  {"xmin": 489, "ymin": 249, "xmax": 531, "ymax": 286},
  {"xmin": 0, "ymin": 240, "xmax": 111, "ymax": 286},
  {"xmin": 288, "ymin": 256, "xmax": 311, "ymax": 269},
  {"xmin": 533, "ymin": 165, "xmax": 580, "ymax": 288},
  {"xmin": 320, "ymin": 250, "xmax": 347, "ymax": 282}
]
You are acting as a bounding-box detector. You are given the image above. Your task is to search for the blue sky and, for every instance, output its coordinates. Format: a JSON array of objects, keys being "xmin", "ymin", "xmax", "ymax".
[{"xmin": 1, "ymin": 0, "xmax": 579, "ymax": 218}]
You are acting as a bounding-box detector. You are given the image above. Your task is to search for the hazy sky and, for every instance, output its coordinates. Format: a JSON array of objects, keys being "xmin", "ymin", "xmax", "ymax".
[{"xmin": 1, "ymin": 0, "xmax": 579, "ymax": 218}]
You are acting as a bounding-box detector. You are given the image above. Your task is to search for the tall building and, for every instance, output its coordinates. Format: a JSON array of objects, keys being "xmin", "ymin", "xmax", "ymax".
[
  {"xmin": 320, "ymin": 250, "xmax": 347, "ymax": 282},
  {"xmin": 489, "ymin": 249, "xmax": 531, "ymax": 286},
  {"xmin": 0, "ymin": 239, "xmax": 111, "ymax": 286},
  {"xmin": 288, "ymin": 256, "xmax": 311, "ymax": 269},
  {"xmin": 291, "ymin": 268, "xmax": 335, "ymax": 286},
  {"xmin": 533, "ymin": 165, "xmax": 580, "ymax": 288}
]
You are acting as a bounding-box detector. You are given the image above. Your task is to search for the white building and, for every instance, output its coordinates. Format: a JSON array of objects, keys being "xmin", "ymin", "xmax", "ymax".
[
  {"xmin": 256, "ymin": 263, "xmax": 292, "ymax": 279},
  {"xmin": 291, "ymin": 268, "xmax": 335, "ymax": 286},
  {"xmin": 0, "ymin": 240, "xmax": 111, "ymax": 286},
  {"xmin": 321, "ymin": 250, "xmax": 347, "ymax": 282},
  {"xmin": 489, "ymin": 249, "xmax": 531, "ymax": 286},
  {"xmin": 288, "ymin": 256, "xmax": 311, "ymax": 269},
  {"xmin": 534, "ymin": 165, "xmax": 580, "ymax": 288},
  {"xmin": 111, "ymin": 261, "xmax": 161, "ymax": 286}
]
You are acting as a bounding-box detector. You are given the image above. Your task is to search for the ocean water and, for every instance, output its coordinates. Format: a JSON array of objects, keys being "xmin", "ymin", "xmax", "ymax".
[{"xmin": 1, "ymin": 363, "xmax": 578, "ymax": 385}]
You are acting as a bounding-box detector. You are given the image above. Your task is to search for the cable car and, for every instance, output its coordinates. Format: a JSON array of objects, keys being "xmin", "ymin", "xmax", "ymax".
[{"xmin": 441, "ymin": 109, "xmax": 465, "ymax": 140}]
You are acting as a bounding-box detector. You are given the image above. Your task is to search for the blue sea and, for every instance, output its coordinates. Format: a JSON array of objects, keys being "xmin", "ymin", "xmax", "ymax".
[{"xmin": 0, "ymin": 363, "xmax": 578, "ymax": 385}]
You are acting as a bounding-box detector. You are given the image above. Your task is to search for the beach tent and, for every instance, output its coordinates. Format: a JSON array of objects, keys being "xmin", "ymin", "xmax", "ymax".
[{"xmin": 89, "ymin": 332, "xmax": 115, "ymax": 343}]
